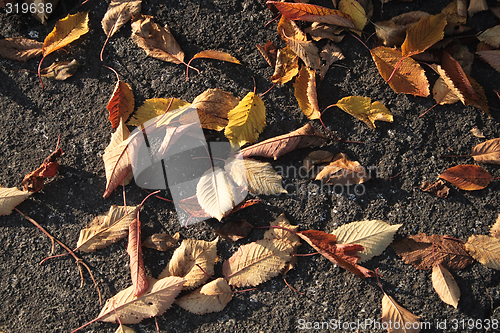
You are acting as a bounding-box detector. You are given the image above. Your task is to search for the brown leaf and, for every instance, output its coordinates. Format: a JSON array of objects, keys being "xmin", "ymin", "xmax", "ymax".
[
  {"xmin": 265, "ymin": 213, "xmax": 301, "ymax": 274},
  {"xmin": 304, "ymin": 23, "xmax": 345, "ymax": 43},
  {"xmin": 420, "ymin": 179, "xmax": 450, "ymax": 198},
  {"xmin": 284, "ymin": 35, "xmax": 321, "ymax": 70},
  {"xmin": 375, "ymin": 11, "xmax": 430, "ymax": 47},
  {"xmin": 401, "ymin": 14, "xmax": 447, "ymax": 57},
  {"xmin": 297, "ymin": 230, "xmax": 375, "ymax": 278},
  {"xmin": 315, "ymin": 152, "xmax": 371, "ymax": 186},
  {"xmin": 465, "ymin": 235, "xmax": 500, "ymax": 269},
  {"xmin": 478, "ymin": 25, "xmax": 500, "ymax": 48},
  {"xmin": 131, "ymin": 14, "xmax": 184, "ymax": 64},
  {"xmin": 102, "ymin": 0, "xmax": 141, "ymax": 38},
  {"xmin": 40, "ymin": 59, "xmax": 81, "ymax": 80},
  {"xmin": 438, "ymin": 164, "xmax": 491, "ymax": 191},
  {"xmin": 176, "ymin": 278, "xmax": 232, "ymax": 314},
  {"xmin": 319, "ymin": 41, "xmax": 344, "ymax": 81},
  {"xmin": 468, "ymin": 0, "xmax": 488, "ymax": 16},
  {"xmin": 0, "ymin": 187, "xmax": 31, "ymax": 216},
  {"xmin": 294, "ymin": 66, "xmax": 320, "ymax": 120},
  {"xmin": 215, "ymin": 220, "xmax": 254, "ymax": 242},
  {"xmin": 490, "ymin": 214, "xmax": 500, "ymax": 239},
  {"xmin": 128, "ymin": 217, "xmax": 148, "ymax": 296},
  {"xmin": 271, "ymin": 46, "xmax": 299, "ymax": 85},
  {"xmin": 381, "ymin": 294, "xmax": 421, "ymax": 333},
  {"xmin": 371, "ymin": 46, "xmax": 430, "ymax": 97},
  {"xmin": 432, "ymin": 263, "xmax": 460, "ymax": 308},
  {"xmin": 189, "ymin": 50, "xmax": 241, "ymax": 65},
  {"xmin": 142, "ymin": 233, "xmax": 179, "ymax": 251},
  {"xmin": 391, "ymin": 233, "xmax": 473, "ymax": 270},
  {"xmin": 303, "ymin": 150, "xmax": 334, "ymax": 172},
  {"xmin": 471, "ymin": 138, "xmax": 500, "ymax": 165},
  {"xmin": 256, "ymin": 40, "xmax": 278, "ymax": 67},
  {"xmin": 239, "ymin": 123, "xmax": 328, "ymax": 160},
  {"xmin": 477, "ymin": 50, "xmax": 500, "ymax": 73},
  {"xmin": 0, "ymin": 37, "xmax": 42, "ymax": 62},
  {"xmin": 178, "ymin": 195, "xmax": 210, "ymax": 219},
  {"xmin": 107, "ymin": 80, "xmax": 135, "ymax": 130},
  {"xmin": 158, "ymin": 238, "xmax": 218, "ymax": 290},
  {"xmin": 21, "ymin": 148, "xmax": 63, "ymax": 192},
  {"xmin": 277, "ymin": 15, "xmax": 307, "ymax": 42}
]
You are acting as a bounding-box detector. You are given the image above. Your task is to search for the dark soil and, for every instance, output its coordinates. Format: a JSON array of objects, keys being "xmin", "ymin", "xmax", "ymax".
[{"xmin": 1, "ymin": 0, "xmax": 500, "ymax": 332}]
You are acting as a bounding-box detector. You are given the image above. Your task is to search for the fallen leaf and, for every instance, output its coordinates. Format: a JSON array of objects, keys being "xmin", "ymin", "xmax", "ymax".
[
  {"xmin": 215, "ymin": 220, "xmax": 254, "ymax": 242},
  {"xmin": 239, "ymin": 123, "xmax": 328, "ymax": 160},
  {"xmin": 371, "ymin": 46, "xmax": 430, "ymax": 97},
  {"xmin": 465, "ymin": 235, "xmax": 500, "ymax": 269},
  {"xmin": 297, "ymin": 230, "xmax": 375, "ymax": 278},
  {"xmin": 477, "ymin": 50, "xmax": 500, "ymax": 73},
  {"xmin": 374, "ymin": 11, "xmax": 430, "ymax": 47},
  {"xmin": 319, "ymin": 41, "xmax": 344, "ymax": 81},
  {"xmin": 142, "ymin": 233, "xmax": 179, "ymax": 251},
  {"xmin": 128, "ymin": 217, "xmax": 148, "ymax": 296},
  {"xmin": 468, "ymin": 0, "xmax": 489, "ymax": 16},
  {"xmin": 304, "ymin": 23, "xmax": 345, "ymax": 43},
  {"xmin": 107, "ymin": 80, "xmax": 135, "ymax": 130},
  {"xmin": 284, "ymin": 34, "xmax": 321, "ymax": 70},
  {"xmin": 338, "ymin": 0, "xmax": 367, "ymax": 36},
  {"xmin": 401, "ymin": 14, "xmax": 447, "ymax": 57},
  {"xmin": 381, "ymin": 294, "xmax": 421, "ymax": 333},
  {"xmin": 158, "ymin": 239, "xmax": 218, "ymax": 289},
  {"xmin": 471, "ymin": 138, "xmax": 500, "ymax": 165},
  {"xmin": 188, "ymin": 50, "xmax": 241, "ymax": 66},
  {"xmin": 303, "ymin": 150, "xmax": 334, "ymax": 172},
  {"xmin": 176, "ymin": 278, "xmax": 232, "ymax": 314},
  {"xmin": 98, "ymin": 276, "xmax": 185, "ymax": 324},
  {"xmin": 256, "ymin": 40, "xmax": 278, "ymax": 67},
  {"xmin": 0, "ymin": 37, "xmax": 42, "ymax": 62},
  {"xmin": 491, "ymin": 214, "xmax": 500, "ymax": 239},
  {"xmin": 42, "ymin": 12, "xmax": 89, "ymax": 57},
  {"xmin": 391, "ymin": 233, "xmax": 473, "ymax": 270},
  {"xmin": 268, "ymin": 1, "xmax": 355, "ymax": 28},
  {"xmin": 420, "ymin": 179, "xmax": 450, "ymax": 198},
  {"xmin": 224, "ymin": 92, "xmax": 266, "ymax": 147},
  {"xmin": 315, "ymin": 152, "xmax": 371, "ymax": 186},
  {"xmin": 131, "ymin": 14, "xmax": 184, "ymax": 64},
  {"xmin": 438, "ymin": 164, "xmax": 491, "ymax": 190},
  {"xmin": 271, "ymin": 46, "xmax": 300, "ymax": 84},
  {"xmin": 102, "ymin": 0, "xmax": 141, "ymax": 38},
  {"xmin": 432, "ymin": 263, "xmax": 460, "ymax": 308},
  {"xmin": 40, "ymin": 59, "xmax": 81, "ymax": 80},
  {"xmin": 264, "ymin": 213, "xmax": 301, "ymax": 245},
  {"xmin": 76, "ymin": 205, "xmax": 138, "ymax": 252},
  {"xmin": 470, "ymin": 127, "xmax": 485, "ymax": 138},
  {"xmin": 454, "ymin": 45, "xmax": 474, "ymax": 75},
  {"xmin": 294, "ymin": 66, "xmax": 320, "ymax": 120},
  {"xmin": 225, "ymin": 157, "xmax": 287, "ymax": 195},
  {"xmin": 277, "ymin": 15, "xmax": 307, "ymax": 41},
  {"xmin": 332, "ymin": 220, "xmax": 402, "ymax": 263},
  {"xmin": 196, "ymin": 167, "xmax": 238, "ymax": 221},
  {"xmin": 0, "ymin": 187, "xmax": 31, "ymax": 216},
  {"xmin": 127, "ymin": 98, "xmax": 190, "ymax": 127},
  {"xmin": 432, "ymin": 64, "xmax": 462, "ymax": 105},
  {"xmin": 21, "ymin": 148, "xmax": 63, "ymax": 192},
  {"xmin": 115, "ymin": 324, "xmax": 136, "ymax": 333},
  {"xmin": 335, "ymin": 95, "xmax": 393, "ymax": 129},
  {"xmin": 441, "ymin": 0, "xmax": 467, "ymax": 25}
]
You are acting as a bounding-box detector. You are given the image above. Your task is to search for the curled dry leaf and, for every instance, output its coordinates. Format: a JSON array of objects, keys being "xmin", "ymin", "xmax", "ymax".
[
  {"xmin": 432, "ymin": 64, "xmax": 462, "ymax": 105},
  {"xmin": 303, "ymin": 150, "xmax": 334, "ymax": 173},
  {"xmin": 490, "ymin": 214, "xmax": 500, "ymax": 239},
  {"xmin": 271, "ymin": 46, "xmax": 299, "ymax": 85},
  {"xmin": 102, "ymin": 0, "xmax": 141, "ymax": 38},
  {"xmin": 304, "ymin": 23, "xmax": 345, "ymax": 43},
  {"xmin": 142, "ymin": 232, "xmax": 180, "ymax": 251},
  {"xmin": 215, "ymin": 220, "xmax": 254, "ymax": 242},
  {"xmin": 319, "ymin": 41, "xmax": 344, "ymax": 81},
  {"xmin": 256, "ymin": 40, "xmax": 278, "ymax": 68},
  {"xmin": 338, "ymin": 0, "xmax": 367, "ymax": 36},
  {"xmin": 128, "ymin": 217, "xmax": 148, "ymax": 296},
  {"xmin": 176, "ymin": 278, "xmax": 232, "ymax": 314},
  {"xmin": 297, "ymin": 230, "xmax": 375, "ymax": 278},
  {"xmin": 332, "ymin": 220, "xmax": 402, "ymax": 263},
  {"xmin": 98, "ymin": 276, "xmax": 186, "ymax": 324},
  {"xmin": 127, "ymin": 98, "xmax": 190, "ymax": 127},
  {"xmin": 189, "ymin": 50, "xmax": 241, "ymax": 65},
  {"xmin": 42, "ymin": 12, "xmax": 89, "ymax": 57},
  {"xmin": 401, "ymin": 14, "xmax": 447, "ymax": 57},
  {"xmin": 391, "ymin": 233, "xmax": 473, "ymax": 270},
  {"xmin": 374, "ymin": 11, "xmax": 430, "ymax": 47},
  {"xmin": 432, "ymin": 263, "xmax": 460, "ymax": 308},
  {"xmin": 277, "ymin": 15, "xmax": 307, "ymax": 42},
  {"xmin": 438, "ymin": 164, "xmax": 491, "ymax": 191},
  {"xmin": 0, "ymin": 37, "xmax": 42, "ymax": 62},
  {"xmin": 21, "ymin": 147, "xmax": 63, "ymax": 192},
  {"xmin": 131, "ymin": 14, "xmax": 184, "ymax": 64},
  {"xmin": 158, "ymin": 238, "xmax": 218, "ymax": 290},
  {"xmin": 224, "ymin": 92, "xmax": 266, "ymax": 147},
  {"xmin": 471, "ymin": 138, "xmax": 500, "ymax": 165},
  {"xmin": 478, "ymin": 26, "xmax": 500, "ymax": 48},
  {"xmin": 335, "ymin": 96, "xmax": 393, "ymax": 129},
  {"xmin": 265, "ymin": 213, "xmax": 302, "ymax": 275},
  {"xmin": 284, "ymin": 34, "xmax": 321, "ymax": 71},
  {"xmin": 107, "ymin": 80, "xmax": 135, "ymax": 129},
  {"xmin": 371, "ymin": 46, "xmax": 430, "ymax": 97},
  {"xmin": 315, "ymin": 152, "xmax": 371, "ymax": 186},
  {"xmin": 76, "ymin": 205, "xmax": 138, "ymax": 252},
  {"xmin": 294, "ymin": 66, "xmax": 320, "ymax": 120},
  {"xmin": 239, "ymin": 123, "xmax": 328, "ymax": 160},
  {"xmin": 465, "ymin": 235, "xmax": 500, "ymax": 270},
  {"xmin": 477, "ymin": 50, "xmax": 500, "ymax": 73},
  {"xmin": 40, "ymin": 59, "xmax": 81, "ymax": 80},
  {"xmin": 381, "ymin": 294, "xmax": 421, "ymax": 333},
  {"xmin": 420, "ymin": 179, "xmax": 450, "ymax": 198},
  {"xmin": 0, "ymin": 187, "xmax": 31, "ymax": 216}
]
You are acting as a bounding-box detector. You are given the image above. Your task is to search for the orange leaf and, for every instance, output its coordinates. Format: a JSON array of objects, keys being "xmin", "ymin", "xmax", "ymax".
[
  {"xmin": 401, "ymin": 14, "xmax": 447, "ymax": 57},
  {"xmin": 190, "ymin": 50, "xmax": 241, "ymax": 65},
  {"xmin": 271, "ymin": 46, "xmax": 299, "ymax": 84},
  {"xmin": 21, "ymin": 148, "xmax": 63, "ymax": 192},
  {"xmin": 438, "ymin": 164, "xmax": 491, "ymax": 191},
  {"xmin": 268, "ymin": 1, "xmax": 355, "ymax": 29},
  {"xmin": 371, "ymin": 46, "xmax": 429, "ymax": 97},
  {"xmin": 107, "ymin": 80, "xmax": 135, "ymax": 130},
  {"xmin": 277, "ymin": 15, "xmax": 307, "ymax": 41},
  {"xmin": 128, "ymin": 217, "xmax": 149, "ymax": 296},
  {"xmin": 42, "ymin": 12, "xmax": 89, "ymax": 57},
  {"xmin": 256, "ymin": 40, "xmax": 278, "ymax": 68},
  {"xmin": 293, "ymin": 66, "xmax": 320, "ymax": 120}
]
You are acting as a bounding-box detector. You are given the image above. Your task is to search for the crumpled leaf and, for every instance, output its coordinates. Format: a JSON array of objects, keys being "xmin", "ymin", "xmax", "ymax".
[
  {"xmin": 478, "ymin": 26, "xmax": 500, "ymax": 48},
  {"xmin": 76, "ymin": 205, "xmax": 138, "ymax": 252},
  {"xmin": 128, "ymin": 217, "xmax": 148, "ymax": 296},
  {"xmin": 338, "ymin": 0, "xmax": 367, "ymax": 36},
  {"xmin": 239, "ymin": 123, "xmax": 327, "ymax": 160},
  {"xmin": 277, "ymin": 15, "xmax": 307, "ymax": 42},
  {"xmin": 465, "ymin": 235, "xmax": 500, "ymax": 270},
  {"xmin": 319, "ymin": 41, "xmax": 344, "ymax": 81},
  {"xmin": 420, "ymin": 179, "xmax": 450, "ymax": 198},
  {"xmin": 158, "ymin": 238, "xmax": 218, "ymax": 289},
  {"xmin": 224, "ymin": 92, "xmax": 266, "ymax": 147},
  {"xmin": 107, "ymin": 80, "xmax": 135, "ymax": 130},
  {"xmin": 304, "ymin": 23, "xmax": 345, "ymax": 43},
  {"xmin": 131, "ymin": 14, "xmax": 184, "ymax": 64},
  {"xmin": 315, "ymin": 152, "xmax": 371, "ymax": 186},
  {"xmin": 391, "ymin": 233, "xmax": 473, "ymax": 270},
  {"xmin": 432, "ymin": 64, "xmax": 462, "ymax": 105},
  {"xmin": 40, "ymin": 59, "xmax": 81, "ymax": 80},
  {"xmin": 371, "ymin": 46, "xmax": 430, "ymax": 97},
  {"xmin": 127, "ymin": 98, "xmax": 190, "ymax": 127},
  {"xmin": 21, "ymin": 147, "xmax": 63, "ymax": 192},
  {"xmin": 215, "ymin": 220, "xmax": 254, "ymax": 242},
  {"xmin": 294, "ymin": 66, "xmax": 320, "ymax": 120},
  {"xmin": 176, "ymin": 278, "xmax": 232, "ymax": 314},
  {"xmin": 401, "ymin": 14, "xmax": 447, "ymax": 57},
  {"xmin": 478, "ymin": 50, "xmax": 500, "ymax": 73},
  {"xmin": 374, "ymin": 11, "xmax": 431, "ymax": 47},
  {"xmin": 381, "ymin": 294, "xmax": 421, "ymax": 333},
  {"xmin": 490, "ymin": 214, "xmax": 500, "ymax": 239},
  {"xmin": 256, "ymin": 40, "xmax": 278, "ymax": 67},
  {"xmin": 335, "ymin": 96, "xmax": 393, "ymax": 129},
  {"xmin": 284, "ymin": 34, "xmax": 321, "ymax": 70},
  {"xmin": 303, "ymin": 150, "xmax": 334, "ymax": 172},
  {"xmin": 0, "ymin": 187, "xmax": 31, "ymax": 216},
  {"xmin": 271, "ymin": 46, "xmax": 299, "ymax": 85},
  {"xmin": 196, "ymin": 167, "xmax": 238, "ymax": 221},
  {"xmin": 332, "ymin": 220, "xmax": 402, "ymax": 263},
  {"xmin": 142, "ymin": 233, "xmax": 179, "ymax": 251},
  {"xmin": 471, "ymin": 138, "xmax": 500, "ymax": 165},
  {"xmin": 470, "ymin": 127, "xmax": 485, "ymax": 138},
  {"xmin": 438, "ymin": 164, "xmax": 491, "ymax": 191},
  {"xmin": 102, "ymin": 0, "xmax": 141, "ymax": 38},
  {"xmin": 42, "ymin": 12, "xmax": 89, "ymax": 57},
  {"xmin": 0, "ymin": 37, "xmax": 42, "ymax": 62},
  {"xmin": 98, "ymin": 276, "xmax": 185, "ymax": 324},
  {"xmin": 432, "ymin": 263, "xmax": 460, "ymax": 308}
]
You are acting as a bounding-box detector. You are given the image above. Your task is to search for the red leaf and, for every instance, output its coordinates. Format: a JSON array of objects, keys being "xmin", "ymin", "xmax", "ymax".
[
  {"xmin": 107, "ymin": 80, "xmax": 135, "ymax": 129},
  {"xmin": 21, "ymin": 148, "xmax": 63, "ymax": 192},
  {"xmin": 128, "ymin": 217, "xmax": 149, "ymax": 296}
]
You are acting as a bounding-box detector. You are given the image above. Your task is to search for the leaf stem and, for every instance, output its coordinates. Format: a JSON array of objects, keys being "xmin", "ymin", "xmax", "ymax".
[
  {"xmin": 38, "ymin": 55, "xmax": 46, "ymax": 90},
  {"xmin": 386, "ymin": 57, "xmax": 404, "ymax": 83},
  {"xmin": 283, "ymin": 278, "xmax": 305, "ymax": 295}
]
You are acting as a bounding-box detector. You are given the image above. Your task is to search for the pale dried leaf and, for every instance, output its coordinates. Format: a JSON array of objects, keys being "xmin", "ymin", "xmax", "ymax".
[
  {"xmin": 465, "ymin": 235, "xmax": 500, "ymax": 270},
  {"xmin": 0, "ymin": 187, "xmax": 31, "ymax": 216},
  {"xmin": 491, "ymin": 214, "xmax": 500, "ymax": 239},
  {"xmin": 265, "ymin": 213, "xmax": 301, "ymax": 274},
  {"xmin": 468, "ymin": 0, "xmax": 489, "ymax": 16},
  {"xmin": 40, "ymin": 59, "xmax": 81, "ymax": 80},
  {"xmin": 115, "ymin": 324, "xmax": 136, "ymax": 333},
  {"xmin": 0, "ymin": 37, "xmax": 42, "ymax": 62},
  {"xmin": 470, "ymin": 127, "xmax": 485, "ymax": 138},
  {"xmin": 319, "ymin": 41, "xmax": 344, "ymax": 81},
  {"xmin": 432, "ymin": 264, "xmax": 460, "ymax": 308},
  {"xmin": 176, "ymin": 278, "xmax": 232, "ymax": 314},
  {"xmin": 102, "ymin": 0, "xmax": 141, "ymax": 38},
  {"xmin": 304, "ymin": 23, "xmax": 345, "ymax": 43},
  {"xmin": 285, "ymin": 36, "xmax": 321, "ymax": 70},
  {"xmin": 315, "ymin": 152, "xmax": 371, "ymax": 186},
  {"xmin": 471, "ymin": 138, "xmax": 500, "ymax": 165},
  {"xmin": 478, "ymin": 50, "xmax": 500, "ymax": 73},
  {"xmin": 196, "ymin": 168, "xmax": 236, "ymax": 221},
  {"xmin": 294, "ymin": 66, "xmax": 320, "ymax": 120},
  {"xmin": 142, "ymin": 232, "xmax": 179, "ymax": 251},
  {"xmin": 381, "ymin": 294, "xmax": 421, "ymax": 333}
]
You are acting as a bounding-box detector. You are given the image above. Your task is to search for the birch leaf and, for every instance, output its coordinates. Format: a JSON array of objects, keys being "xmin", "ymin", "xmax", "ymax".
[
  {"xmin": 107, "ymin": 80, "xmax": 135, "ymax": 129},
  {"xmin": 102, "ymin": 0, "xmax": 142, "ymax": 38},
  {"xmin": 0, "ymin": 187, "xmax": 31, "ymax": 216},
  {"xmin": 465, "ymin": 235, "xmax": 500, "ymax": 270},
  {"xmin": 471, "ymin": 138, "xmax": 500, "ymax": 165},
  {"xmin": 478, "ymin": 26, "xmax": 500, "ymax": 48},
  {"xmin": 176, "ymin": 278, "xmax": 232, "ymax": 314},
  {"xmin": 381, "ymin": 294, "xmax": 421, "ymax": 333},
  {"xmin": 42, "ymin": 12, "xmax": 89, "ymax": 57},
  {"xmin": 0, "ymin": 37, "xmax": 42, "ymax": 62},
  {"xmin": 335, "ymin": 96, "xmax": 392, "ymax": 129},
  {"xmin": 294, "ymin": 66, "xmax": 320, "ymax": 120},
  {"xmin": 432, "ymin": 264, "xmax": 460, "ymax": 308}
]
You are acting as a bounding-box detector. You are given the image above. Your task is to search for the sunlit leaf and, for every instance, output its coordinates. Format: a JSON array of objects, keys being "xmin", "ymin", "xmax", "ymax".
[
  {"xmin": 381, "ymin": 294, "xmax": 421, "ymax": 333},
  {"xmin": 438, "ymin": 164, "xmax": 491, "ymax": 190},
  {"xmin": 432, "ymin": 264, "xmax": 460, "ymax": 308},
  {"xmin": 0, "ymin": 187, "xmax": 31, "ymax": 216},
  {"xmin": 401, "ymin": 14, "xmax": 447, "ymax": 57},
  {"xmin": 465, "ymin": 235, "xmax": 500, "ymax": 270},
  {"xmin": 42, "ymin": 12, "xmax": 89, "ymax": 57},
  {"xmin": 335, "ymin": 95, "xmax": 393, "ymax": 129},
  {"xmin": 294, "ymin": 66, "xmax": 320, "ymax": 120},
  {"xmin": 176, "ymin": 278, "xmax": 232, "ymax": 314}
]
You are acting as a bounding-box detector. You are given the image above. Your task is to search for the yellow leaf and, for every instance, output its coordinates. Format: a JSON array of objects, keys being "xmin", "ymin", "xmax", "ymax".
[
  {"xmin": 271, "ymin": 46, "xmax": 299, "ymax": 84},
  {"xmin": 401, "ymin": 14, "xmax": 447, "ymax": 57},
  {"xmin": 127, "ymin": 98, "xmax": 190, "ymax": 126},
  {"xmin": 42, "ymin": 12, "xmax": 89, "ymax": 57},
  {"xmin": 224, "ymin": 92, "xmax": 266, "ymax": 147},
  {"xmin": 338, "ymin": 0, "xmax": 367, "ymax": 36},
  {"xmin": 335, "ymin": 95, "xmax": 393, "ymax": 129},
  {"xmin": 465, "ymin": 235, "xmax": 500, "ymax": 269},
  {"xmin": 381, "ymin": 294, "xmax": 421, "ymax": 333},
  {"xmin": 0, "ymin": 187, "xmax": 31, "ymax": 216},
  {"xmin": 294, "ymin": 66, "xmax": 321, "ymax": 120},
  {"xmin": 176, "ymin": 278, "xmax": 233, "ymax": 314},
  {"xmin": 277, "ymin": 15, "xmax": 307, "ymax": 41},
  {"xmin": 432, "ymin": 264, "xmax": 460, "ymax": 308}
]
